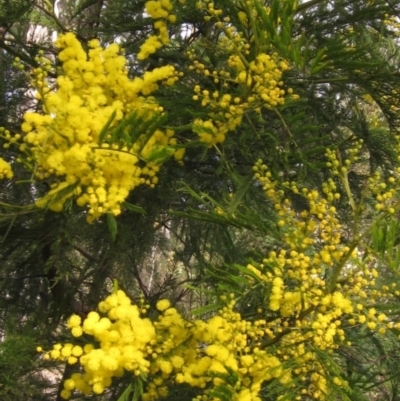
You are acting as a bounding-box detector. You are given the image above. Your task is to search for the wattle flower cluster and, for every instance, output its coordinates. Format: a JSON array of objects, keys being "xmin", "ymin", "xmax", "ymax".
[
  {"xmin": 47, "ymin": 290, "xmax": 156, "ymax": 398},
  {"xmin": 40, "ymin": 146, "xmax": 400, "ymax": 401},
  {"xmin": 189, "ymin": 3, "xmax": 297, "ymax": 146},
  {"xmin": 13, "ymin": 33, "xmax": 181, "ymax": 221},
  {"xmin": 325, "ymin": 137, "xmax": 400, "ymax": 214},
  {"xmin": 248, "ymin": 154, "xmax": 400, "ymax": 399},
  {"xmin": 44, "ymin": 290, "xmax": 290, "ymax": 401},
  {"xmin": 0, "ymin": 128, "xmax": 16, "ymax": 179},
  {"xmin": 43, "ymin": 255, "xmax": 399, "ymax": 401},
  {"xmin": 138, "ymin": 0, "xmax": 178, "ymax": 60},
  {"xmin": 0, "ymin": 157, "xmax": 13, "ymax": 179}
]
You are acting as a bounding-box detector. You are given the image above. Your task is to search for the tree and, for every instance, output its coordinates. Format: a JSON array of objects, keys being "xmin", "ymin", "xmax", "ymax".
[{"xmin": 1, "ymin": 0, "xmax": 400, "ymax": 400}]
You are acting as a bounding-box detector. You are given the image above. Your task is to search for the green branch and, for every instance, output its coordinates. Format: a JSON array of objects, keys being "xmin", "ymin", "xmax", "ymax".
[{"xmin": 296, "ymin": 0, "xmax": 328, "ymax": 13}]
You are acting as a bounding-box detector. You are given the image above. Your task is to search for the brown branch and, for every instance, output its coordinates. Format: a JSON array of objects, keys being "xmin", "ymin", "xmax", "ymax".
[
  {"xmin": 72, "ymin": 244, "xmax": 100, "ymax": 263},
  {"xmin": 0, "ymin": 38, "xmax": 38, "ymax": 69}
]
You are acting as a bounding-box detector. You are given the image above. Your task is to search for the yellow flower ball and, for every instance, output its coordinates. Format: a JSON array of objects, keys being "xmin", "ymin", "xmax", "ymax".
[{"xmin": 156, "ymin": 299, "xmax": 171, "ymax": 311}]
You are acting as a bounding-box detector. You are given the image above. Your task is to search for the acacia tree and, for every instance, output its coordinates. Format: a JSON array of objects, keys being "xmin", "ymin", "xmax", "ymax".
[{"xmin": 1, "ymin": 0, "xmax": 400, "ymax": 400}]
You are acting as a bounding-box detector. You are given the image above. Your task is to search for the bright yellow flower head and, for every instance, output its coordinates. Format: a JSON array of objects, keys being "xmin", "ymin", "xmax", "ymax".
[
  {"xmin": 17, "ymin": 33, "xmax": 182, "ymax": 222},
  {"xmin": 0, "ymin": 157, "xmax": 13, "ymax": 179},
  {"xmin": 156, "ymin": 299, "xmax": 171, "ymax": 311}
]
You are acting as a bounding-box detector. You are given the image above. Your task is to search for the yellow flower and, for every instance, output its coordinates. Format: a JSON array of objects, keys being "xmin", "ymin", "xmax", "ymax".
[
  {"xmin": 71, "ymin": 327, "xmax": 83, "ymax": 337},
  {"xmin": 93, "ymin": 382, "xmax": 105, "ymax": 394},
  {"xmin": 0, "ymin": 158, "xmax": 13, "ymax": 179},
  {"xmin": 63, "ymin": 379, "xmax": 76, "ymax": 390},
  {"xmin": 156, "ymin": 299, "xmax": 171, "ymax": 311},
  {"xmin": 60, "ymin": 389, "xmax": 71, "ymax": 400},
  {"xmin": 67, "ymin": 314, "xmax": 81, "ymax": 328}
]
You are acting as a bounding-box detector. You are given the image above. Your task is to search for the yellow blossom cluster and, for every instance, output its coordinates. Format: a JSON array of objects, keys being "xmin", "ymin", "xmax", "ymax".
[
  {"xmin": 384, "ymin": 13, "xmax": 400, "ymax": 36},
  {"xmin": 253, "ymin": 159, "xmax": 342, "ymax": 253},
  {"xmin": 248, "ymin": 156, "xmax": 400, "ymax": 399},
  {"xmin": 325, "ymin": 138, "xmax": 400, "ymax": 214},
  {"xmin": 187, "ymin": 3, "xmax": 296, "ymax": 146},
  {"xmin": 138, "ymin": 0, "xmax": 177, "ymax": 60},
  {"xmin": 43, "ymin": 290, "xmax": 292, "ymax": 401},
  {"xmin": 46, "ymin": 290, "xmax": 156, "ymax": 398},
  {"xmin": 43, "ymin": 266, "xmax": 399, "ymax": 401},
  {"xmin": 9, "ymin": 33, "xmax": 182, "ymax": 221},
  {"xmin": 0, "ymin": 128, "xmax": 18, "ymax": 179},
  {"xmin": 40, "ymin": 138, "xmax": 400, "ymax": 400},
  {"xmin": 0, "ymin": 155, "xmax": 13, "ymax": 179}
]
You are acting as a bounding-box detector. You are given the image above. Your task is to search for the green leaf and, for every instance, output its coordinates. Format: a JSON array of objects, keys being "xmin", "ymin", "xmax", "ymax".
[
  {"xmin": 290, "ymin": 32, "xmax": 307, "ymax": 68},
  {"xmin": 107, "ymin": 213, "xmax": 118, "ymax": 241},
  {"xmin": 254, "ymin": 0, "xmax": 275, "ymax": 42},
  {"xmin": 137, "ymin": 113, "xmax": 169, "ymax": 153},
  {"xmin": 122, "ymin": 202, "xmax": 146, "ymax": 215},
  {"xmin": 118, "ymin": 110, "xmax": 143, "ymax": 145},
  {"xmin": 228, "ymin": 175, "xmax": 253, "ymax": 213},
  {"xmin": 311, "ymin": 61, "xmax": 332, "ymax": 75},
  {"xmin": 145, "ymin": 146, "xmax": 175, "ymax": 164},
  {"xmin": 270, "ymin": 0, "xmax": 280, "ymax": 25},
  {"xmin": 98, "ymin": 110, "xmax": 117, "ymax": 146},
  {"xmin": 208, "ymin": 385, "xmax": 233, "ymax": 401},
  {"xmin": 231, "ymin": 263, "xmax": 263, "ymax": 282},
  {"xmin": 116, "ymin": 383, "xmax": 133, "ymax": 401},
  {"xmin": 192, "ymin": 302, "xmax": 222, "ymax": 316},
  {"xmin": 110, "ymin": 115, "xmax": 132, "ymax": 146},
  {"xmin": 133, "ymin": 378, "xmax": 144, "ymax": 401},
  {"xmin": 36, "ymin": 182, "xmax": 80, "ymax": 209},
  {"xmin": 310, "ymin": 47, "xmax": 328, "ymax": 75},
  {"xmin": 140, "ymin": 112, "xmax": 169, "ymax": 139}
]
